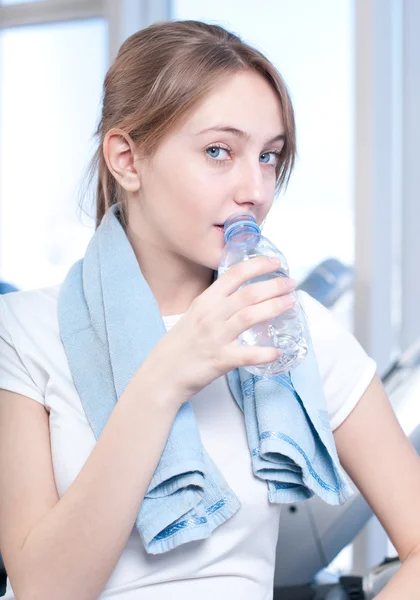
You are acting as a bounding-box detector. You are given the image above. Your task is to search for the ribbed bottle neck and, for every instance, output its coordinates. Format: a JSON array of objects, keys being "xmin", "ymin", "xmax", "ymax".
[{"xmin": 224, "ymin": 213, "xmax": 261, "ymax": 243}]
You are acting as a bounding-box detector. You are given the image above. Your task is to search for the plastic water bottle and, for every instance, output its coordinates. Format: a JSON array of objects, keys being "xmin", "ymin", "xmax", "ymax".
[{"xmin": 218, "ymin": 212, "xmax": 309, "ymax": 376}]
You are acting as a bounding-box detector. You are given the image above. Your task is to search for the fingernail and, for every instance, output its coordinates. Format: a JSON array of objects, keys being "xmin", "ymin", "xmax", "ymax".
[
  {"xmin": 269, "ymin": 257, "xmax": 281, "ymax": 264},
  {"xmin": 285, "ymin": 294, "xmax": 295, "ymax": 307},
  {"xmin": 286, "ymin": 278, "xmax": 296, "ymax": 289}
]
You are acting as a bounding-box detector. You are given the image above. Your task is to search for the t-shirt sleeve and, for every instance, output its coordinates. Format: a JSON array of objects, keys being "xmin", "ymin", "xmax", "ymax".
[
  {"xmin": 0, "ymin": 295, "xmax": 45, "ymax": 405},
  {"xmin": 297, "ymin": 290, "xmax": 377, "ymax": 431}
]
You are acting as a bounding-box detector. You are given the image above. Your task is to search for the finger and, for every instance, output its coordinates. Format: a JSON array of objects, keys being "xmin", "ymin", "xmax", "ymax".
[
  {"xmin": 208, "ymin": 256, "xmax": 283, "ymax": 299},
  {"xmin": 226, "ymin": 294, "xmax": 295, "ymax": 340},
  {"xmin": 223, "ymin": 274, "xmax": 296, "ymax": 321},
  {"xmin": 224, "ymin": 342, "xmax": 280, "ymax": 370}
]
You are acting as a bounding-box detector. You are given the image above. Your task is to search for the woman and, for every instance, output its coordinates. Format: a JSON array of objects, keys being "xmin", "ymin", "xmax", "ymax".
[{"xmin": 1, "ymin": 20, "xmax": 420, "ymax": 600}]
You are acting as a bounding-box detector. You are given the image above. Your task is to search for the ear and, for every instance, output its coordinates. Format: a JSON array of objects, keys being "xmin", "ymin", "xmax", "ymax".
[{"xmin": 102, "ymin": 128, "xmax": 141, "ymax": 192}]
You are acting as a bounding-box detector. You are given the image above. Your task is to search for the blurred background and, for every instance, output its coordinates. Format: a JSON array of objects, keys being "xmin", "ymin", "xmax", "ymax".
[{"xmin": 0, "ymin": 0, "xmax": 419, "ymax": 594}]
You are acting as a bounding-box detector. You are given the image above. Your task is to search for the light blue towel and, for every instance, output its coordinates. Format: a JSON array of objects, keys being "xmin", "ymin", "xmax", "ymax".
[{"xmin": 58, "ymin": 204, "xmax": 354, "ymax": 555}]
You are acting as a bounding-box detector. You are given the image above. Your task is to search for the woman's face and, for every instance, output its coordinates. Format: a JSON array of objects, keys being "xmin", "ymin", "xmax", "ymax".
[{"xmin": 130, "ymin": 70, "xmax": 286, "ymax": 271}]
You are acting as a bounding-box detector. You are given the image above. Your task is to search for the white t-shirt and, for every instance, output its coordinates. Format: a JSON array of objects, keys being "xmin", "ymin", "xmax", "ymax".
[{"xmin": 0, "ymin": 287, "xmax": 376, "ymax": 600}]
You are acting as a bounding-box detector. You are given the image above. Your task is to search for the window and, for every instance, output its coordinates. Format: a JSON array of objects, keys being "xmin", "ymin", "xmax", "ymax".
[{"xmin": 0, "ymin": 18, "xmax": 107, "ymax": 289}]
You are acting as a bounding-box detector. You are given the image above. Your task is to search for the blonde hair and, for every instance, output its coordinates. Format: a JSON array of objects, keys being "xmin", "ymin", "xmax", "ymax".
[{"xmin": 90, "ymin": 20, "xmax": 296, "ymax": 228}]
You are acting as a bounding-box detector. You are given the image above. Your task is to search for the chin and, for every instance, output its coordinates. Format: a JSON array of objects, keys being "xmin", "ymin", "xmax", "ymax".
[
  {"xmin": 194, "ymin": 252, "xmax": 221, "ymax": 273},
  {"xmin": 209, "ymin": 248, "xmax": 224, "ymax": 271},
  {"xmin": 183, "ymin": 236, "xmax": 223, "ymax": 272}
]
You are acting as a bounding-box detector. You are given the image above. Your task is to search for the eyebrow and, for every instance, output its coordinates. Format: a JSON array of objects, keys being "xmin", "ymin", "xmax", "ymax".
[{"xmin": 195, "ymin": 125, "xmax": 286, "ymax": 145}]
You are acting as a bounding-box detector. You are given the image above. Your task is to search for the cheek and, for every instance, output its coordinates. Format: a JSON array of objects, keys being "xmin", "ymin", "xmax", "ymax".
[
  {"xmin": 159, "ymin": 158, "xmax": 209, "ymax": 206},
  {"xmin": 263, "ymin": 172, "xmax": 278, "ymax": 198},
  {"xmin": 170, "ymin": 165, "xmax": 227, "ymax": 215}
]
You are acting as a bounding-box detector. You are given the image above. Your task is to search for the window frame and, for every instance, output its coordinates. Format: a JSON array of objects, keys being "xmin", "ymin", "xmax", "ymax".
[
  {"xmin": 353, "ymin": 0, "xmax": 420, "ymax": 574},
  {"xmin": 0, "ymin": 0, "xmax": 172, "ymax": 60}
]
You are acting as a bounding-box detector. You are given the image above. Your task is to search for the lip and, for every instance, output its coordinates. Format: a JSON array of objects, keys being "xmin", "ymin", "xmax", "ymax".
[
  {"xmin": 215, "ymin": 213, "xmax": 257, "ymax": 227},
  {"xmin": 214, "ymin": 225, "xmax": 226, "ymax": 239}
]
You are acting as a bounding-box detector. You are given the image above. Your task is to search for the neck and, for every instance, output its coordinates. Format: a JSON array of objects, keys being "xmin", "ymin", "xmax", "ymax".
[{"xmin": 126, "ymin": 228, "xmax": 214, "ymax": 316}]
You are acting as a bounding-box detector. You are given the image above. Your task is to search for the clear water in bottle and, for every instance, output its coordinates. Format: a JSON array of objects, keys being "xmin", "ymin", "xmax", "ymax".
[{"xmin": 217, "ymin": 212, "xmax": 309, "ymax": 376}]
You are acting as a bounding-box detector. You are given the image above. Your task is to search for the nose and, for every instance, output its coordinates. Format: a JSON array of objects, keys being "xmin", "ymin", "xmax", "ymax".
[{"xmin": 233, "ymin": 157, "xmax": 267, "ymax": 208}]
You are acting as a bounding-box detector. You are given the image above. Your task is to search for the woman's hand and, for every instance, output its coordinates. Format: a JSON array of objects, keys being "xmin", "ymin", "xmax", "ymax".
[{"xmin": 141, "ymin": 256, "xmax": 296, "ymax": 405}]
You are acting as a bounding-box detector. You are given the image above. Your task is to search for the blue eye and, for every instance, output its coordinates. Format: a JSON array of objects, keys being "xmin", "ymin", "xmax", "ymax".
[
  {"xmin": 260, "ymin": 151, "xmax": 280, "ymax": 165},
  {"xmin": 206, "ymin": 146, "xmax": 230, "ymax": 160}
]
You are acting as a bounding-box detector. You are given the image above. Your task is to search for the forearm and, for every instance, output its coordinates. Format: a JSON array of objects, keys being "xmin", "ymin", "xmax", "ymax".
[
  {"xmin": 375, "ymin": 549, "xmax": 420, "ymax": 599},
  {"xmin": 18, "ymin": 367, "xmax": 181, "ymax": 600}
]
